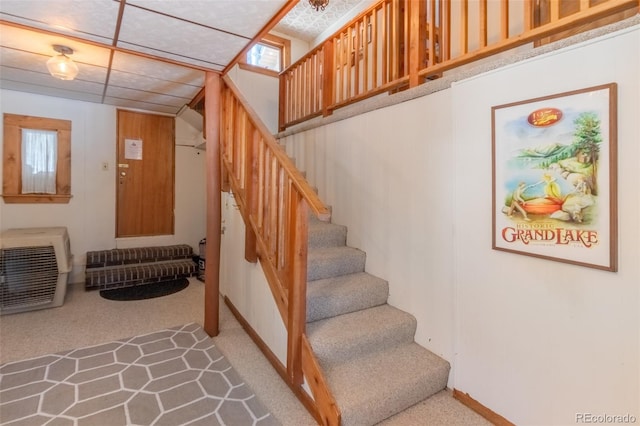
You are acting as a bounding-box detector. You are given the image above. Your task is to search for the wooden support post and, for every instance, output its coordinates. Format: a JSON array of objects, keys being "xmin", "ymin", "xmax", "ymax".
[
  {"xmin": 287, "ymin": 196, "xmax": 308, "ymax": 386},
  {"xmin": 204, "ymin": 71, "xmax": 222, "ymax": 337}
]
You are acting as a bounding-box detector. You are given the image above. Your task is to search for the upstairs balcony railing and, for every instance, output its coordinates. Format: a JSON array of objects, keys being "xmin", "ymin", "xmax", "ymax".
[{"xmin": 279, "ymin": 0, "xmax": 638, "ymax": 131}]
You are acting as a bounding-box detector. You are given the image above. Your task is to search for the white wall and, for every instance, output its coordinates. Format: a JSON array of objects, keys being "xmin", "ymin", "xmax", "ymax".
[
  {"xmin": 220, "ymin": 192, "xmax": 289, "ymax": 364},
  {"xmin": 451, "ymin": 27, "xmax": 639, "ymax": 424},
  {"xmin": 276, "ymin": 25, "xmax": 639, "ymax": 425},
  {"xmin": 0, "ymin": 91, "xmax": 206, "ymax": 283},
  {"xmin": 226, "ymin": 65, "xmax": 281, "ymax": 134}
]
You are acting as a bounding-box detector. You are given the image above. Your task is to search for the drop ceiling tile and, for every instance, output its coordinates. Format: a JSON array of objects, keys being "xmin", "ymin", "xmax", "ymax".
[
  {"xmin": 105, "ymin": 85, "xmax": 188, "ymax": 109},
  {"xmin": 1, "ymin": 80, "xmax": 104, "ymax": 104},
  {"xmin": 0, "ymin": 0, "xmax": 119, "ymax": 44},
  {"xmin": 125, "ymin": 0, "xmax": 288, "ymax": 38},
  {"xmin": 108, "ymin": 73, "xmax": 202, "ymax": 101},
  {"xmin": 117, "ymin": 6, "xmax": 247, "ymax": 69},
  {"xmin": 111, "ymin": 51, "xmax": 205, "ymax": 87},
  {"xmin": 0, "ymin": 65, "xmax": 106, "ymax": 95},
  {"xmin": 103, "ymin": 96, "xmax": 180, "ymax": 115},
  {"xmin": 1, "ymin": 48, "xmax": 108, "ymax": 86},
  {"xmin": 0, "ymin": 24, "xmax": 112, "ymax": 68}
]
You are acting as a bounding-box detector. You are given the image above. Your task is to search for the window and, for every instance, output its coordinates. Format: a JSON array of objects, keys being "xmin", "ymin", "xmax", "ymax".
[
  {"xmin": 2, "ymin": 113, "xmax": 72, "ymax": 203},
  {"xmin": 247, "ymin": 43, "xmax": 282, "ymax": 72},
  {"xmin": 239, "ymin": 34, "xmax": 291, "ymax": 77}
]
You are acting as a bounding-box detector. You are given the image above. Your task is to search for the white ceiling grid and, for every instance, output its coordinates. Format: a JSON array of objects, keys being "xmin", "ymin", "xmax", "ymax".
[{"xmin": 0, "ymin": 0, "xmax": 364, "ymax": 114}]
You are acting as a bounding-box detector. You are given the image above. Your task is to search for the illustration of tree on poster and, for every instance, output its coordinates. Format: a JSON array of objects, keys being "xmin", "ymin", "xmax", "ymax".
[{"xmin": 492, "ymin": 83, "xmax": 617, "ymax": 271}]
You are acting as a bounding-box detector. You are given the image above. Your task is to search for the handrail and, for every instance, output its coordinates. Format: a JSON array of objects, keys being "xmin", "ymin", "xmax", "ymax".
[
  {"xmin": 220, "ymin": 75, "xmax": 339, "ymax": 424},
  {"xmin": 279, "ymin": 0, "xmax": 638, "ymax": 131}
]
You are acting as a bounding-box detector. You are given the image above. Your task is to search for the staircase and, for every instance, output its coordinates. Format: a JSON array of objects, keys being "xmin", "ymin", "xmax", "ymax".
[{"xmin": 305, "ymin": 215, "xmax": 450, "ymax": 425}]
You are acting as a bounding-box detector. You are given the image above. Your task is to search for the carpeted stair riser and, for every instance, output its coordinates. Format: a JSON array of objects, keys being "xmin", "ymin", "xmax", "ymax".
[
  {"xmin": 308, "ymin": 221, "xmax": 347, "ymax": 249},
  {"xmin": 306, "ymin": 272, "xmax": 388, "ymax": 322},
  {"xmin": 306, "ymin": 304, "xmax": 417, "ymax": 365},
  {"xmin": 323, "ymin": 342, "xmax": 450, "ymax": 426},
  {"xmin": 307, "ymin": 246, "xmax": 366, "ymax": 281}
]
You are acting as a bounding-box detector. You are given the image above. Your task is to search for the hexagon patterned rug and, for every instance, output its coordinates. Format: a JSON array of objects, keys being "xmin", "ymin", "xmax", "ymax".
[{"xmin": 0, "ymin": 323, "xmax": 279, "ymax": 425}]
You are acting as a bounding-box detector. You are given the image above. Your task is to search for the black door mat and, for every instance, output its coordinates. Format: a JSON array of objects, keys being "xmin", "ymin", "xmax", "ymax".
[{"xmin": 99, "ymin": 278, "xmax": 189, "ymax": 301}]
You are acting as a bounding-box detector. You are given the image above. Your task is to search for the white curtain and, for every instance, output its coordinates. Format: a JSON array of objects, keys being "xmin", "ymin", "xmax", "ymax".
[{"xmin": 21, "ymin": 129, "xmax": 57, "ymax": 194}]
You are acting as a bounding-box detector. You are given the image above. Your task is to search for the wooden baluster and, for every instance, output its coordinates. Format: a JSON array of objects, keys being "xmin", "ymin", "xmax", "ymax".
[
  {"xmin": 460, "ymin": 0, "xmax": 468, "ymax": 55},
  {"xmin": 579, "ymin": 0, "xmax": 590, "ymax": 12},
  {"xmin": 480, "ymin": 0, "xmax": 488, "ymax": 48},
  {"xmin": 501, "ymin": 0, "xmax": 510, "ymax": 40},
  {"xmin": 442, "ymin": 0, "xmax": 451, "ymax": 62},
  {"xmin": 257, "ymin": 140, "xmax": 265, "ymax": 231},
  {"xmin": 278, "ymin": 72, "xmax": 286, "ymax": 132},
  {"xmin": 371, "ymin": 7, "xmax": 378, "ymax": 88},
  {"xmin": 277, "ymin": 166, "xmax": 287, "ymax": 273},
  {"xmin": 363, "ymin": 14, "xmax": 369, "ymax": 93},
  {"xmin": 354, "ymin": 21, "xmax": 361, "ymax": 96},
  {"xmin": 269, "ymin": 153, "xmax": 279, "ymax": 262},
  {"xmin": 382, "ymin": 1, "xmax": 388, "ymax": 84},
  {"xmin": 409, "ymin": 0, "xmax": 425, "ymax": 87},
  {"xmin": 525, "ymin": 0, "xmax": 534, "ymax": 31},
  {"xmin": 391, "ymin": 0, "xmax": 400, "ymax": 81},
  {"xmin": 244, "ymin": 127, "xmax": 259, "ymax": 263},
  {"xmin": 551, "ymin": 0, "xmax": 560, "ymax": 22}
]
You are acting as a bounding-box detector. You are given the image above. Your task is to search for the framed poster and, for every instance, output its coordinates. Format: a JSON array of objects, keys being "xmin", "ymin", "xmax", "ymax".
[{"xmin": 492, "ymin": 83, "xmax": 617, "ymax": 271}]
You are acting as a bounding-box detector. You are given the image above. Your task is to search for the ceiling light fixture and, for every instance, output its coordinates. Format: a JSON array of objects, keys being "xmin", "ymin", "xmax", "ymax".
[
  {"xmin": 46, "ymin": 45, "xmax": 79, "ymax": 81},
  {"xmin": 309, "ymin": 0, "xmax": 329, "ymax": 11}
]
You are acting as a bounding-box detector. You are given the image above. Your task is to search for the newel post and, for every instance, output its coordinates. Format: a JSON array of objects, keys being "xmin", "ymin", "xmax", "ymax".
[{"xmin": 287, "ymin": 195, "xmax": 309, "ymax": 386}]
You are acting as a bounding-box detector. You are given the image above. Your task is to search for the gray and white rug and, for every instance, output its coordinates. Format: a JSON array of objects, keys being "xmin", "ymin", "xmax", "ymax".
[{"xmin": 0, "ymin": 323, "xmax": 279, "ymax": 425}]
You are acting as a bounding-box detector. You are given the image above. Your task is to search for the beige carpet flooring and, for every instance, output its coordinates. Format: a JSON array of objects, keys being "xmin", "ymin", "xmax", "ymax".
[{"xmin": 0, "ymin": 278, "xmax": 490, "ymax": 425}]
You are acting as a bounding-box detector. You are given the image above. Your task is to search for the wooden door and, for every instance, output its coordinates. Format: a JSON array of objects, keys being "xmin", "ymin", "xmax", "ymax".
[{"xmin": 116, "ymin": 110, "xmax": 175, "ymax": 237}]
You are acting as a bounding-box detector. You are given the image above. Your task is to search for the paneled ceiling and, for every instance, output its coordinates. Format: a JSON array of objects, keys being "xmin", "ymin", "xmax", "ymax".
[{"xmin": 0, "ymin": 0, "xmax": 366, "ymax": 115}]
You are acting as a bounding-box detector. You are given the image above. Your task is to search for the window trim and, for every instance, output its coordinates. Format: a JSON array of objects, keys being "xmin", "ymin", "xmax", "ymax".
[
  {"xmin": 239, "ymin": 33, "xmax": 291, "ymax": 77},
  {"xmin": 2, "ymin": 113, "xmax": 72, "ymax": 204}
]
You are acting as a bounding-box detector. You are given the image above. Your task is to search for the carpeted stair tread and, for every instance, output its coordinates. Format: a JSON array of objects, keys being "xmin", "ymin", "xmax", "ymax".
[
  {"xmin": 322, "ymin": 342, "xmax": 450, "ymax": 426},
  {"xmin": 307, "ymin": 246, "xmax": 366, "ymax": 281},
  {"xmin": 306, "ymin": 272, "xmax": 388, "ymax": 322},
  {"xmin": 307, "ymin": 304, "xmax": 417, "ymax": 365},
  {"xmin": 308, "ymin": 221, "xmax": 347, "ymax": 249}
]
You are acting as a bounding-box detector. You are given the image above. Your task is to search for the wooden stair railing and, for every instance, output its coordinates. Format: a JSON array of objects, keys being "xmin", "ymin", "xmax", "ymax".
[
  {"xmin": 220, "ymin": 75, "xmax": 340, "ymax": 425},
  {"xmin": 279, "ymin": 0, "xmax": 638, "ymax": 131}
]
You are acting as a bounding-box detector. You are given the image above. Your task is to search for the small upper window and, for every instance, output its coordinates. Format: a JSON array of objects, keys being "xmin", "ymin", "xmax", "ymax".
[
  {"xmin": 239, "ymin": 34, "xmax": 291, "ymax": 77},
  {"xmin": 247, "ymin": 43, "xmax": 282, "ymax": 72}
]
